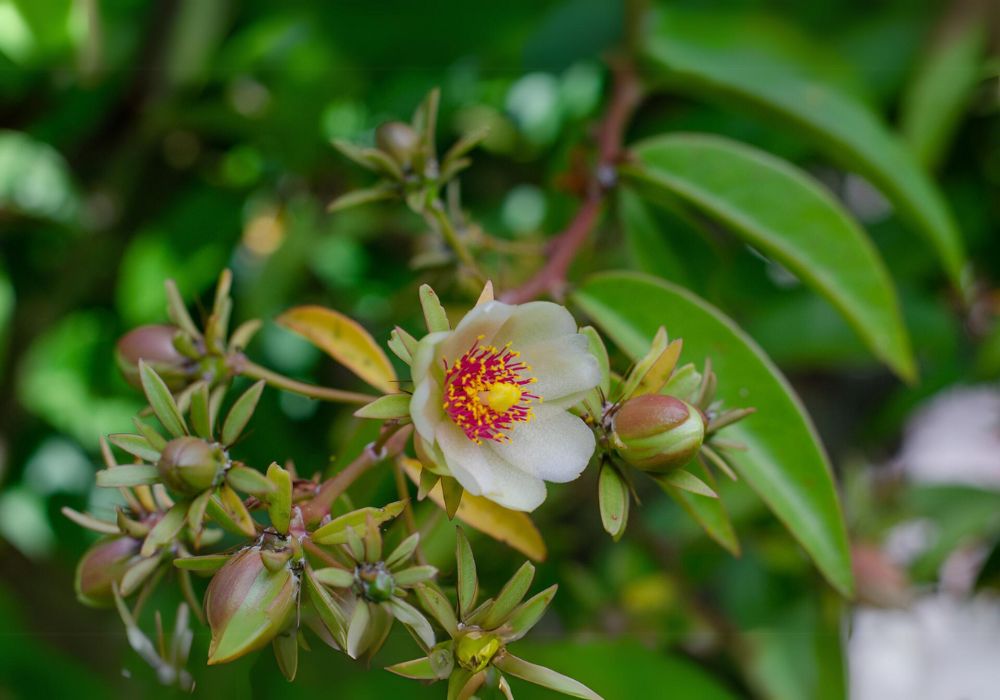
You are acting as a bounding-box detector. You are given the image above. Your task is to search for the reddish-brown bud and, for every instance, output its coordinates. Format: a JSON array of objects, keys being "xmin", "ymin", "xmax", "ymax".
[
  {"xmin": 75, "ymin": 536, "xmax": 140, "ymax": 607},
  {"xmin": 116, "ymin": 325, "xmax": 191, "ymax": 390},
  {"xmin": 612, "ymin": 394, "xmax": 705, "ymax": 472},
  {"xmin": 157, "ymin": 436, "xmax": 226, "ymax": 495}
]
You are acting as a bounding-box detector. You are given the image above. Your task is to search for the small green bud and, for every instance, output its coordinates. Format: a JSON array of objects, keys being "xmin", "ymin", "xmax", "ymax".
[
  {"xmin": 357, "ymin": 563, "xmax": 395, "ymax": 603},
  {"xmin": 116, "ymin": 325, "xmax": 192, "ymax": 390},
  {"xmin": 206, "ymin": 548, "xmax": 298, "ymax": 665},
  {"xmin": 75, "ymin": 536, "xmax": 140, "ymax": 607},
  {"xmin": 375, "ymin": 121, "xmax": 420, "ymax": 169},
  {"xmin": 612, "ymin": 394, "xmax": 705, "ymax": 473},
  {"xmin": 157, "ymin": 436, "xmax": 226, "ymax": 495},
  {"xmin": 455, "ymin": 629, "xmax": 502, "ymax": 672}
]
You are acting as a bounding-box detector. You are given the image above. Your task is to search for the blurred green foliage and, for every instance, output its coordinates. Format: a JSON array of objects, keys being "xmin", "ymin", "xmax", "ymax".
[{"xmin": 0, "ymin": 0, "xmax": 997, "ymax": 698}]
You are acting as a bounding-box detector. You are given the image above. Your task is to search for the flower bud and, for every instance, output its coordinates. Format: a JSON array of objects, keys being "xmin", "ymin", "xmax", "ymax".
[
  {"xmin": 612, "ymin": 394, "xmax": 705, "ymax": 473},
  {"xmin": 455, "ymin": 630, "xmax": 502, "ymax": 673},
  {"xmin": 116, "ymin": 325, "xmax": 192, "ymax": 390},
  {"xmin": 75, "ymin": 536, "xmax": 140, "ymax": 607},
  {"xmin": 157, "ymin": 436, "xmax": 226, "ymax": 495},
  {"xmin": 375, "ymin": 121, "xmax": 420, "ymax": 168},
  {"xmin": 357, "ymin": 563, "xmax": 394, "ymax": 603},
  {"xmin": 206, "ymin": 548, "xmax": 297, "ymax": 665}
]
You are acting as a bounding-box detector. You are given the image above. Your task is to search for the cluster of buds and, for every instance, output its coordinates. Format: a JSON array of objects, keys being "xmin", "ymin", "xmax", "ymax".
[{"xmin": 579, "ymin": 326, "xmax": 754, "ymax": 541}]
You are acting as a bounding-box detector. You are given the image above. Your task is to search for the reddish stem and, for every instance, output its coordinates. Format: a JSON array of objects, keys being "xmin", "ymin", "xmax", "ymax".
[{"xmin": 502, "ymin": 60, "xmax": 642, "ymax": 304}]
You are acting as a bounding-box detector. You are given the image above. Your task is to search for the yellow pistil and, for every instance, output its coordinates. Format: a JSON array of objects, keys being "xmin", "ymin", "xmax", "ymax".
[{"xmin": 484, "ymin": 382, "xmax": 522, "ymax": 414}]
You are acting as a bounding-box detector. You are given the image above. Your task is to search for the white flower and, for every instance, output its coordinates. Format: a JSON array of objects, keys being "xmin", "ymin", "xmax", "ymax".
[{"xmin": 409, "ymin": 299, "xmax": 600, "ymax": 511}]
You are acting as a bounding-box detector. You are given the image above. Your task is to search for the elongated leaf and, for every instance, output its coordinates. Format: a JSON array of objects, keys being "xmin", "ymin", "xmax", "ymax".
[
  {"xmin": 640, "ymin": 10, "xmax": 967, "ymax": 289},
  {"xmin": 494, "ymin": 653, "xmax": 602, "ymax": 700},
  {"xmin": 140, "ymin": 502, "xmax": 187, "ymax": 557},
  {"xmin": 277, "ymin": 306, "xmax": 397, "ymax": 393},
  {"xmin": 304, "ymin": 567, "xmax": 347, "ymax": 646},
  {"xmin": 900, "ymin": 10, "xmax": 987, "ymax": 169},
  {"xmin": 401, "ymin": 459, "xmax": 546, "ymax": 561},
  {"xmin": 273, "ymin": 632, "xmax": 298, "ymax": 681},
  {"xmin": 385, "ymin": 532, "xmax": 420, "ymax": 570},
  {"xmin": 138, "ymin": 361, "xmax": 187, "ymax": 438},
  {"xmin": 189, "ymin": 383, "xmax": 213, "ymax": 440},
  {"xmin": 109, "ymin": 432, "xmax": 159, "ymax": 462},
  {"xmin": 354, "ymin": 393, "xmax": 411, "ymax": 420},
  {"xmin": 266, "ymin": 462, "xmax": 292, "ymax": 535},
  {"xmin": 61, "ymin": 507, "xmax": 119, "ymax": 535},
  {"xmin": 226, "ymin": 464, "xmax": 275, "ymax": 497},
  {"xmin": 173, "ymin": 554, "xmax": 230, "ymax": 574},
  {"xmin": 504, "ymin": 584, "xmax": 557, "ymax": 643},
  {"xmin": 386, "ymin": 656, "xmax": 438, "ymax": 680},
  {"xmin": 96, "ymin": 464, "xmax": 160, "ymax": 488},
  {"xmin": 482, "ymin": 561, "xmax": 534, "ymax": 629},
  {"xmin": 626, "ymin": 133, "xmax": 915, "ymax": 381},
  {"xmin": 415, "ymin": 584, "xmax": 458, "ymax": 637},
  {"xmin": 419, "ymin": 284, "xmax": 450, "ymax": 332},
  {"xmin": 390, "ymin": 597, "xmax": 436, "ymax": 649},
  {"xmin": 574, "ymin": 273, "xmax": 853, "ymax": 595},
  {"xmin": 657, "ymin": 463, "xmax": 740, "ymax": 555},
  {"xmin": 598, "ymin": 463, "xmax": 629, "ymax": 541},
  {"xmin": 313, "ymin": 567, "xmax": 355, "ymax": 589},
  {"xmin": 221, "ymin": 380, "xmax": 265, "ymax": 446},
  {"xmin": 311, "ymin": 502, "xmax": 405, "ymax": 545},
  {"xmin": 654, "ymin": 469, "xmax": 716, "ymax": 498},
  {"xmin": 455, "ymin": 527, "xmax": 479, "ymax": 617},
  {"xmin": 346, "ymin": 601, "xmax": 371, "ymax": 658},
  {"xmin": 619, "ymin": 188, "xmax": 691, "ymax": 286}
]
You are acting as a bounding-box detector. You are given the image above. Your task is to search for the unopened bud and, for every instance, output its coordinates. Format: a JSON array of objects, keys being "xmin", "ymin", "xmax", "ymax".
[
  {"xmin": 375, "ymin": 121, "xmax": 420, "ymax": 168},
  {"xmin": 157, "ymin": 436, "xmax": 226, "ymax": 495},
  {"xmin": 116, "ymin": 325, "xmax": 192, "ymax": 390},
  {"xmin": 455, "ymin": 630, "xmax": 502, "ymax": 672},
  {"xmin": 612, "ymin": 394, "xmax": 705, "ymax": 472},
  {"xmin": 357, "ymin": 563, "xmax": 394, "ymax": 603},
  {"xmin": 206, "ymin": 548, "xmax": 297, "ymax": 665},
  {"xmin": 75, "ymin": 536, "xmax": 140, "ymax": 607}
]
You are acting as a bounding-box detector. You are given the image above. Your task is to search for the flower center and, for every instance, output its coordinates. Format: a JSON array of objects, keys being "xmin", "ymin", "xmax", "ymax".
[{"xmin": 442, "ymin": 337, "xmax": 539, "ymax": 444}]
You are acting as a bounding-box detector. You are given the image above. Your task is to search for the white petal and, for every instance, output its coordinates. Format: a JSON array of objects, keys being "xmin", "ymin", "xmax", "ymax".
[
  {"xmin": 487, "ymin": 404, "xmax": 596, "ymax": 483},
  {"xmin": 409, "ymin": 379, "xmax": 442, "ymax": 444},
  {"xmin": 436, "ymin": 423, "xmax": 547, "ymax": 511},
  {"xmin": 411, "ymin": 331, "xmax": 451, "ymax": 385},
  {"xmin": 493, "ymin": 301, "xmax": 577, "ymax": 346},
  {"xmin": 519, "ymin": 333, "xmax": 600, "ymax": 405},
  {"xmin": 438, "ymin": 301, "xmax": 515, "ymax": 365}
]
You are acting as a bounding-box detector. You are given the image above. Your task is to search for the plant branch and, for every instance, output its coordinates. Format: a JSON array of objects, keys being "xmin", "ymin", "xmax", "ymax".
[
  {"xmin": 426, "ymin": 199, "xmax": 487, "ymax": 285},
  {"xmin": 237, "ymin": 358, "xmax": 377, "ymax": 405},
  {"xmin": 501, "ymin": 60, "xmax": 642, "ymax": 304}
]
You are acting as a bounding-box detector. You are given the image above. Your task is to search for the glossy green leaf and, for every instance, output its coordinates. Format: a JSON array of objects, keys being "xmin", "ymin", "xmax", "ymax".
[
  {"xmin": 140, "ymin": 502, "xmax": 187, "ymax": 557},
  {"xmin": 313, "ymin": 567, "xmax": 356, "ymax": 589},
  {"xmin": 304, "ymin": 567, "xmax": 347, "ymax": 645},
  {"xmin": 626, "ymin": 133, "xmax": 915, "ymax": 381},
  {"xmin": 419, "ymin": 284, "xmax": 450, "ymax": 332},
  {"xmin": 273, "ymin": 632, "xmax": 298, "ymax": 682},
  {"xmin": 494, "ymin": 653, "xmax": 602, "ymax": 700},
  {"xmin": 311, "ymin": 502, "xmax": 405, "ymax": 545},
  {"xmin": 393, "ymin": 565, "xmax": 438, "ymax": 587},
  {"xmin": 654, "ymin": 469, "xmax": 717, "ymax": 498},
  {"xmin": 221, "ymin": 380, "xmax": 265, "ymax": 446},
  {"xmin": 266, "ymin": 462, "xmax": 292, "ymax": 535},
  {"xmin": 385, "ymin": 532, "xmax": 420, "ymax": 570},
  {"xmin": 107, "ymin": 433, "xmax": 160, "ymax": 463},
  {"xmin": 385, "ymin": 655, "xmax": 438, "ymax": 680},
  {"xmin": 390, "ymin": 597, "xmax": 436, "ymax": 649},
  {"xmin": 574, "ymin": 273, "xmax": 853, "ymax": 596},
  {"xmin": 598, "ymin": 462, "xmax": 629, "ymax": 541},
  {"xmin": 504, "ymin": 584, "xmax": 557, "ymax": 643},
  {"xmin": 640, "ymin": 10, "xmax": 967, "ymax": 290},
  {"xmin": 189, "ymin": 383, "xmax": 213, "ymax": 440},
  {"xmin": 225, "ymin": 464, "xmax": 275, "ymax": 497},
  {"xmin": 618, "ymin": 188, "xmax": 691, "ymax": 286},
  {"xmin": 415, "ymin": 585, "xmax": 458, "ymax": 637},
  {"xmin": 354, "ymin": 393, "xmax": 412, "ymax": 420}
]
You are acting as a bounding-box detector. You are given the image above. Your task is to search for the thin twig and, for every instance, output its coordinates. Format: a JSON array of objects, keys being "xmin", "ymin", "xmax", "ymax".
[
  {"xmin": 502, "ymin": 60, "xmax": 642, "ymax": 304},
  {"xmin": 237, "ymin": 358, "xmax": 377, "ymax": 405}
]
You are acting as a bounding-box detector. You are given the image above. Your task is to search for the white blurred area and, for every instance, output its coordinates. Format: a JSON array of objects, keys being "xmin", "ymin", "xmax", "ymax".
[{"xmin": 850, "ymin": 386, "xmax": 1000, "ymax": 700}]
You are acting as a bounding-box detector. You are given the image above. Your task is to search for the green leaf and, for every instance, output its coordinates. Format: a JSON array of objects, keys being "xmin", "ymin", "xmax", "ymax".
[
  {"xmin": 504, "ymin": 584, "xmax": 557, "ymax": 643},
  {"xmin": 415, "ymin": 584, "xmax": 459, "ymax": 637},
  {"xmin": 385, "ymin": 532, "xmax": 420, "ymax": 570},
  {"xmin": 386, "ymin": 656, "xmax": 438, "ymax": 680},
  {"xmin": 494, "ymin": 653, "xmax": 602, "ymax": 700},
  {"xmin": 899, "ymin": 11, "xmax": 987, "ymax": 169},
  {"xmin": 573, "ymin": 273, "xmax": 853, "ymax": 596},
  {"xmin": 618, "ymin": 188, "xmax": 691, "ymax": 286},
  {"xmin": 313, "ymin": 567, "xmax": 356, "ymax": 589},
  {"xmin": 626, "ymin": 133, "xmax": 915, "ymax": 381},
  {"xmin": 311, "ymin": 502, "xmax": 405, "ymax": 545},
  {"xmin": 304, "ymin": 567, "xmax": 347, "ymax": 646},
  {"xmin": 190, "ymin": 383, "xmax": 213, "ymax": 440},
  {"xmin": 481, "ymin": 561, "xmax": 534, "ymax": 629},
  {"xmin": 96, "ymin": 464, "xmax": 160, "ymax": 488},
  {"xmin": 653, "ymin": 469, "xmax": 717, "ymax": 498},
  {"xmin": 656, "ymin": 463, "xmax": 740, "ymax": 555},
  {"xmin": 640, "ymin": 10, "xmax": 967, "ymax": 290},
  {"xmin": 419, "ymin": 284, "xmax": 450, "ymax": 332},
  {"xmin": 354, "ymin": 393, "xmax": 412, "ymax": 420},
  {"xmin": 221, "ymin": 380, "xmax": 265, "ymax": 446},
  {"xmin": 273, "ymin": 632, "xmax": 298, "ymax": 682},
  {"xmin": 173, "ymin": 554, "xmax": 230, "ymax": 574},
  {"xmin": 455, "ymin": 527, "xmax": 479, "ymax": 617},
  {"xmin": 140, "ymin": 501, "xmax": 187, "ymax": 557},
  {"xmin": 393, "ymin": 565, "xmax": 438, "ymax": 587},
  {"xmin": 108, "ymin": 433, "xmax": 160, "ymax": 463},
  {"xmin": 598, "ymin": 463, "xmax": 629, "ymax": 541},
  {"xmin": 266, "ymin": 462, "xmax": 292, "ymax": 535},
  {"xmin": 138, "ymin": 361, "xmax": 188, "ymax": 438},
  {"xmin": 119, "ymin": 556, "xmax": 161, "ymax": 597},
  {"xmin": 346, "ymin": 601, "xmax": 371, "ymax": 658},
  {"xmin": 328, "ymin": 184, "xmax": 399, "ymax": 213},
  {"xmin": 390, "ymin": 597, "xmax": 436, "ymax": 649},
  {"xmin": 225, "ymin": 465, "xmax": 276, "ymax": 497}
]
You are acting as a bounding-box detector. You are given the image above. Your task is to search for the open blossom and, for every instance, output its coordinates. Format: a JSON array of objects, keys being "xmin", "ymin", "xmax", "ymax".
[{"xmin": 410, "ymin": 299, "xmax": 600, "ymax": 511}]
